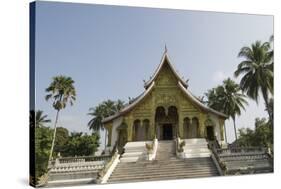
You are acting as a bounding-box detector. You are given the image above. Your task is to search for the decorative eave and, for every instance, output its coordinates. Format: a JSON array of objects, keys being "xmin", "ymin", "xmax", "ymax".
[
  {"xmin": 177, "ymin": 81, "xmax": 228, "ymax": 119},
  {"xmin": 144, "ymin": 51, "xmax": 188, "ymax": 89},
  {"xmin": 102, "ymin": 81, "xmax": 155, "ymax": 124}
]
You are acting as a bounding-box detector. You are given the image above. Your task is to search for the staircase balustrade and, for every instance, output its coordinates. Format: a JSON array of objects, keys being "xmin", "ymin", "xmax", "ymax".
[
  {"xmin": 208, "ymin": 142, "xmax": 226, "ymax": 175},
  {"xmin": 97, "ymin": 147, "xmax": 120, "ymax": 184},
  {"xmin": 175, "ymin": 137, "xmax": 185, "ymax": 158},
  {"xmin": 146, "ymin": 138, "xmax": 158, "ymax": 160},
  {"xmin": 208, "ymin": 144, "xmax": 273, "ymax": 175}
]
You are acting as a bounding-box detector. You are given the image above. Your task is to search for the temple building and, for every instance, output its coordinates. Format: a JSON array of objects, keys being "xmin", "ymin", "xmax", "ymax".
[
  {"xmin": 45, "ymin": 50, "xmax": 273, "ymax": 187},
  {"xmin": 102, "ymin": 50, "xmax": 228, "ymax": 150}
]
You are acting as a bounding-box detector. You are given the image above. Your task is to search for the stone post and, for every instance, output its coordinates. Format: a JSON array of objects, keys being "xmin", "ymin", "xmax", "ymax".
[
  {"xmin": 127, "ymin": 116, "xmax": 133, "ymax": 142},
  {"xmin": 219, "ymin": 118, "xmax": 225, "ymax": 141},
  {"xmin": 107, "ymin": 123, "xmax": 113, "ymax": 146},
  {"xmin": 178, "ymin": 110, "xmax": 184, "ymax": 138},
  {"xmin": 199, "ymin": 113, "xmax": 206, "ymax": 138}
]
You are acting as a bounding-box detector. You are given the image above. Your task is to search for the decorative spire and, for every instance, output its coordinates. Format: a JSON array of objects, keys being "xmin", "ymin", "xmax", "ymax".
[{"xmin": 164, "ymin": 44, "xmax": 168, "ymax": 53}]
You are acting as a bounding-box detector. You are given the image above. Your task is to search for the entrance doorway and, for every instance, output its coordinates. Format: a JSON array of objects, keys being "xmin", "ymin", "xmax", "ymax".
[
  {"xmin": 162, "ymin": 124, "xmax": 173, "ymax": 140},
  {"xmin": 206, "ymin": 126, "xmax": 215, "ymax": 141}
]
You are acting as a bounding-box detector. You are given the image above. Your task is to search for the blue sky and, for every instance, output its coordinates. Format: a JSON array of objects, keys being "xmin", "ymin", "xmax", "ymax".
[{"xmin": 35, "ymin": 1, "xmax": 273, "ymax": 143}]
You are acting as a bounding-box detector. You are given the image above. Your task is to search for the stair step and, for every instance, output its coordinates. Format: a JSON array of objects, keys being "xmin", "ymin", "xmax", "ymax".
[
  {"xmin": 115, "ymin": 164, "xmax": 216, "ymax": 172},
  {"xmin": 113, "ymin": 167, "xmax": 217, "ymax": 175},
  {"xmin": 121, "ymin": 151, "xmax": 144, "ymax": 157},
  {"xmin": 116, "ymin": 161, "xmax": 215, "ymax": 169},
  {"xmin": 110, "ymin": 171, "xmax": 218, "ymax": 180},
  {"xmin": 109, "ymin": 172, "xmax": 218, "ymax": 183}
]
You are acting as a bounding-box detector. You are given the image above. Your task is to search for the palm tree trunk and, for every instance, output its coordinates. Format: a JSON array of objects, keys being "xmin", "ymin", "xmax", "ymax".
[
  {"xmin": 48, "ymin": 109, "xmax": 60, "ymax": 162},
  {"xmin": 262, "ymin": 89, "xmax": 272, "ymax": 123},
  {"xmin": 233, "ymin": 119, "xmax": 238, "ymax": 141}
]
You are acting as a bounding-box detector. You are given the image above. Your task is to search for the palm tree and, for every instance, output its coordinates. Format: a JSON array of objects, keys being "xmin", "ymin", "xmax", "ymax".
[
  {"xmin": 34, "ymin": 110, "xmax": 51, "ymax": 128},
  {"xmin": 88, "ymin": 100, "xmax": 124, "ymax": 150},
  {"xmin": 234, "ymin": 40, "xmax": 273, "ymax": 121},
  {"xmin": 45, "ymin": 75, "xmax": 76, "ymax": 161},
  {"xmin": 206, "ymin": 78, "xmax": 248, "ymax": 141},
  {"xmin": 269, "ymin": 35, "xmax": 274, "ymax": 61}
]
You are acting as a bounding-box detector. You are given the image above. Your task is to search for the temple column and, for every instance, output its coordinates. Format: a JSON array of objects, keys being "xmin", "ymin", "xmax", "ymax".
[
  {"xmin": 151, "ymin": 93, "xmax": 156, "ymax": 140},
  {"xmin": 178, "ymin": 109, "xmax": 184, "ymax": 138},
  {"xmin": 107, "ymin": 123, "xmax": 112, "ymax": 146},
  {"xmin": 127, "ymin": 115, "xmax": 133, "ymax": 142},
  {"xmin": 150, "ymin": 113, "xmax": 155, "ymax": 140},
  {"xmin": 199, "ymin": 113, "xmax": 207, "ymax": 138},
  {"xmin": 219, "ymin": 118, "xmax": 225, "ymax": 141}
]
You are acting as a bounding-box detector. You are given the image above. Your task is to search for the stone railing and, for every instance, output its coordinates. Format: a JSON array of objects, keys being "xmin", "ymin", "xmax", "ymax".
[
  {"xmin": 175, "ymin": 137, "xmax": 185, "ymax": 159},
  {"xmin": 209, "ymin": 145, "xmax": 272, "ymax": 175},
  {"xmin": 208, "ymin": 142, "xmax": 226, "ymax": 175},
  {"xmin": 97, "ymin": 149, "xmax": 120, "ymax": 184},
  {"xmin": 146, "ymin": 138, "xmax": 158, "ymax": 160},
  {"xmin": 216, "ymin": 147, "xmax": 267, "ymax": 155},
  {"xmin": 53, "ymin": 155, "xmax": 112, "ymax": 164}
]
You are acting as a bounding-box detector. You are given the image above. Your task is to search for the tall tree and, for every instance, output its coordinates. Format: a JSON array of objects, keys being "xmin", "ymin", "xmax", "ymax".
[
  {"xmin": 205, "ymin": 78, "xmax": 248, "ymax": 141},
  {"xmin": 62, "ymin": 132, "xmax": 100, "ymax": 157},
  {"xmin": 234, "ymin": 40, "xmax": 273, "ymax": 121},
  {"xmin": 45, "ymin": 75, "xmax": 76, "ymax": 162},
  {"xmin": 34, "ymin": 110, "xmax": 51, "ymax": 128},
  {"xmin": 88, "ymin": 100, "xmax": 124, "ymax": 149}
]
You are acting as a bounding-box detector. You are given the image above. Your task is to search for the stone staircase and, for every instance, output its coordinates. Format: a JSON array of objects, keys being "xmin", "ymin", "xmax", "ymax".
[
  {"xmin": 182, "ymin": 138, "xmax": 211, "ymax": 158},
  {"xmin": 156, "ymin": 140, "xmax": 175, "ymax": 160},
  {"xmin": 107, "ymin": 140, "xmax": 219, "ymax": 183},
  {"xmin": 120, "ymin": 141, "xmax": 148, "ymax": 162}
]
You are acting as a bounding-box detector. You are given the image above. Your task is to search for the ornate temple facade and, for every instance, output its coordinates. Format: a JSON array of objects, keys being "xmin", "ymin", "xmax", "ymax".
[{"xmin": 102, "ymin": 51, "xmax": 228, "ymax": 150}]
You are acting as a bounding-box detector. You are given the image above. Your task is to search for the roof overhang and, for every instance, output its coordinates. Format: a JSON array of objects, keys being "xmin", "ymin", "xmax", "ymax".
[
  {"xmin": 177, "ymin": 81, "xmax": 228, "ymax": 119},
  {"xmin": 102, "ymin": 81, "xmax": 155, "ymax": 124}
]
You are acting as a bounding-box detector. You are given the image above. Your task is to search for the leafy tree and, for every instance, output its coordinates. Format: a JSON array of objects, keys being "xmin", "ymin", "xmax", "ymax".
[
  {"xmin": 30, "ymin": 110, "xmax": 51, "ymax": 128},
  {"xmin": 266, "ymin": 98, "xmax": 274, "ymax": 127},
  {"xmin": 35, "ymin": 126, "xmax": 53, "ymax": 183},
  {"xmin": 237, "ymin": 117, "xmax": 272, "ymax": 149},
  {"xmin": 62, "ymin": 132, "xmax": 100, "ymax": 157},
  {"xmin": 205, "ymin": 78, "xmax": 248, "ymax": 141},
  {"xmin": 234, "ymin": 40, "xmax": 273, "ymax": 122},
  {"xmin": 88, "ymin": 99, "xmax": 124, "ymax": 149},
  {"xmin": 45, "ymin": 75, "xmax": 76, "ymax": 161},
  {"xmin": 34, "ymin": 126, "xmax": 100, "ymax": 183},
  {"xmin": 269, "ymin": 35, "xmax": 274, "ymax": 63},
  {"xmin": 54, "ymin": 127, "xmax": 69, "ymax": 155}
]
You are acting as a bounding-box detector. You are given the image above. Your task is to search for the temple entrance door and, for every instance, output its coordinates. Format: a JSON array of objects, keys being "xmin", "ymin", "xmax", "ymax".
[
  {"xmin": 162, "ymin": 124, "xmax": 173, "ymax": 140},
  {"xmin": 206, "ymin": 126, "xmax": 215, "ymax": 141}
]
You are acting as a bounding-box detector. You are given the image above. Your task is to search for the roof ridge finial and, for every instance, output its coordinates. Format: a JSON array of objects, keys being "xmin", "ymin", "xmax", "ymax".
[{"xmin": 164, "ymin": 44, "xmax": 168, "ymax": 53}]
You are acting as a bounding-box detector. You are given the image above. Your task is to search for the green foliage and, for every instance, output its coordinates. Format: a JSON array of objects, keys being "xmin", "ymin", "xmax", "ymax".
[
  {"xmin": 61, "ymin": 132, "xmax": 100, "ymax": 157},
  {"xmin": 45, "ymin": 75, "xmax": 76, "ymax": 110},
  {"xmin": 266, "ymin": 98, "xmax": 274, "ymax": 127},
  {"xmin": 88, "ymin": 99, "xmax": 125, "ymax": 131},
  {"xmin": 237, "ymin": 117, "xmax": 273, "ymax": 148},
  {"xmin": 34, "ymin": 126, "xmax": 100, "ymax": 183},
  {"xmin": 205, "ymin": 78, "xmax": 248, "ymax": 140},
  {"xmin": 234, "ymin": 40, "xmax": 273, "ymax": 120},
  {"xmin": 35, "ymin": 126, "xmax": 52, "ymax": 183},
  {"xmin": 54, "ymin": 127, "xmax": 69, "ymax": 155},
  {"xmin": 206, "ymin": 78, "xmax": 248, "ymax": 120},
  {"xmin": 45, "ymin": 75, "xmax": 76, "ymax": 161},
  {"xmin": 30, "ymin": 110, "xmax": 51, "ymax": 128}
]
